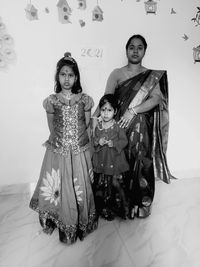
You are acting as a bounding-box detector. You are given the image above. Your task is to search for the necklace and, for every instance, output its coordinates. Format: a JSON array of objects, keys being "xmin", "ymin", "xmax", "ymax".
[
  {"xmin": 101, "ymin": 119, "xmax": 115, "ymax": 130},
  {"xmin": 61, "ymin": 91, "xmax": 73, "ymax": 100}
]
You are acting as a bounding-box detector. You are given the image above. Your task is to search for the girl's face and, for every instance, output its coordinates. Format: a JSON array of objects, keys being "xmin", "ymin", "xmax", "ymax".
[
  {"xmin": 59, "ymin": 65, "xmax": 76, "ymax": 91},
  {"xmin": 100, "ymin": 102, "xmax": 115, "ymax": 123},
  {"xmin": 126, "ymin": 38, "xmax": 146, "ymax": 64}
]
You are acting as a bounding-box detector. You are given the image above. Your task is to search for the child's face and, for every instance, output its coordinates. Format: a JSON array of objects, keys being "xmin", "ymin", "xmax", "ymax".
[
  {"xmin": 59, "ymin": 65, "xmax": 76, "ymax": 91},
  {"xmin": 100, "ymin": 102, "xmax": 115, "ymax": 123}
]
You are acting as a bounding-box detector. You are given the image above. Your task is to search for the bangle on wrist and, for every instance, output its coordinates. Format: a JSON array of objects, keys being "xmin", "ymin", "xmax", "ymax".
[{"xmin": 128, "ymin": 107, "xmax": 137, "ymax": 115}]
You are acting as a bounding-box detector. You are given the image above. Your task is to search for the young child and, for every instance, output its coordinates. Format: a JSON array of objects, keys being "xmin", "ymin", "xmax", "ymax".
[
  {"xmin": 92, "ymin": 94, "xmax": 129, "ymax": 220},
  {"xmin": 29, "ymin": 52, "xmax": 98, "ymax": 244}
]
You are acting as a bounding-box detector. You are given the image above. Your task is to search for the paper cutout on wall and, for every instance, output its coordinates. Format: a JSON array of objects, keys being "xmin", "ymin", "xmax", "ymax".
[
  {"xmin": 191, "ymin": 7, "xmax": 200, "ymax": 26},
  {"xmin": 182, "ymin": 34, "xmax": 189, "ymax": 41},
  {"xmin": 0, "ymin": 21, "xmax": 6, "ymax": 32},
  {"xmin": 144, "ymin": 0, "xmax": 157, "ymax": 15},
  {"xmin": 57, "ymin": 0, "xmax": 72, "ymax": 23},
  {"xmin": 79, "ymin": 19, "xmax": 86, "ymax": 27},
  {"xmin": 78, "ymin": 0, "xmax": 86, "ymax": 10},
  {"xmin": 171, "ymin": 8, "xmax": 176, "ymax": 14},
  {"xmin": 45, "ymin": 8, "xmax": 50, "ymax": 14},
  {"xmin": 0, "ymin": 17, "xmax": 16, "ymax": 71},
  {"xmin": 92, "ymin": 5, "xmax": 103, "ymax": 21},
  {"xmin": 193, "ymin": 45, "xmax": 200, "ymax": 63},
  {"xmin": 25, "ymin": 3, "xmax": 38, "ymax": 20}
]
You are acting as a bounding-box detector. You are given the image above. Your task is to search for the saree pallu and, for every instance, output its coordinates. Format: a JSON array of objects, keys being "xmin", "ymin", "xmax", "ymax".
[{"xmin": 114, "ymin": 70, "xmax": 172, "ymax": 218}]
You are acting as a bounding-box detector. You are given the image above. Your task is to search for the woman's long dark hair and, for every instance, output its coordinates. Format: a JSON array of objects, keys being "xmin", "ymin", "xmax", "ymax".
[
  {"xmin": 54, "ymin": 52, "xmax": 82, "ymax": 94},
  {"xmin": 125, "ymin": 34, "xmax": 147, "ymax": 52}
]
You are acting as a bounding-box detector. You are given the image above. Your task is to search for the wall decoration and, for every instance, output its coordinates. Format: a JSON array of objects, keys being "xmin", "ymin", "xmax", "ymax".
[
  {"xmin": 25, "ymin": 3, "xmax": 38, "ymax": 20},
  {"xmin": 170, "ymin": 8, "xmax": 176, "ymax": 14},
  {"xmin": 78, "ymin": 0, "xmax": 86, "ymax": 10},
  {"xmin": 81, "ymin": 47, "xmax": 103, "ymax": 58},
  {"xmin": 144, "ymin": 0, "xmax": 157, "ymax": 15},
  {"xmin": 79, "ymin": 19, "xmax": 86, "ymax": 27},
  {"xmin": 182, "ymin": 34, "xmax": 189, "ymax": 41},
  {"xmin": 57, "ymin": 0, "xmax": 72, "ymax": 23},
  {"xmin": 45, "ymin": 8, "xmax": 50, "ymax": 14},
  {"xmin": 0, "ymin": 17, "xmax": 16, "ymax": 71},
  {"xmin": 92, "ymin": 4, "xmax": 103, "ymax": 21},
  {"xmin": 193, "ymin": 45, "xmax": 200, "ymax": 63},
  {"xmin": 0, "ymin": 21, "xmax": 6, "ymax": 32},
  {"xmin": 191, "ymin": 7, "xmax": 200, "ymax": 26}
]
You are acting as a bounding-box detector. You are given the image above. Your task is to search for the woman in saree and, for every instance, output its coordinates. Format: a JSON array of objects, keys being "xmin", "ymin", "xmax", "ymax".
[{"xmin": 93, "ymin": 34, "xmax": 174, "ymax": 219}]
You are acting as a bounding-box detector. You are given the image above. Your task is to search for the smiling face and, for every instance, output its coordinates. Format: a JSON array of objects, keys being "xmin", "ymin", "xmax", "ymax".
[
  {"xmin": 126, "ymin": 37, "xmax": 146, "ymax": 65},
  {"xmin": 100, "ymin": 102, "xmax": 115, "ymax": 123},
  {"xmin": 58, "ymin": 65, "xmax": 76, "ymax": 92}
]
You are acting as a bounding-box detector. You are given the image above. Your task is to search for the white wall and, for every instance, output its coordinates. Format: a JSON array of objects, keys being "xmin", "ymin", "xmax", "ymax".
[{"xmin": 0, "ymin": 0, "xmax": 200, "ymax": 185}]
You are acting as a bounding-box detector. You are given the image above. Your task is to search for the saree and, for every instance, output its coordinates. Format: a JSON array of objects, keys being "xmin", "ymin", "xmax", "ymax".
[{"xmin": 114, "ymin": 69, "xmax": 173, "ymax": 218}]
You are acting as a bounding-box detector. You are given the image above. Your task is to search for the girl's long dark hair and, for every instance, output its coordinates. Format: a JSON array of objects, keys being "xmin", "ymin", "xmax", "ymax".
[{"xmin": 54, "ymin": 53, "xmax": 82, "ymax": 94}]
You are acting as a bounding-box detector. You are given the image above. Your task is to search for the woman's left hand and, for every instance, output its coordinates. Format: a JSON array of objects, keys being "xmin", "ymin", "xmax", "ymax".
[{"xmin": 118, "ymin": 110, "xmax": 134, "ymax": 128}]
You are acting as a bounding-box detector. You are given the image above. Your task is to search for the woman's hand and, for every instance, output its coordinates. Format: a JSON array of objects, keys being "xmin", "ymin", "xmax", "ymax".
[{"xmin": 118, "ymin": 110, "xmax": 135, "ymax": 128}]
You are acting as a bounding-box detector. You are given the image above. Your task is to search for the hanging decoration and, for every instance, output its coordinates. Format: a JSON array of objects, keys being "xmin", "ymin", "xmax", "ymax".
[
  {"xmin": 45, "ymin": 8, "xmax": 50, "ymax": 14},
  {"xmin": 25, "ymin": 2, "xmax": 38, "ymax": 20},
  {"xmin": 0, "ymin": 17, "xmax": 16, "ymax": 71},
  {"xmin": 170, "ymin": 8, "xmax": 176, "ymax": 14},
  {"xmin": 193, "ymin": 45, "xmax": 200, "ymax": 63},
  {"xmin": 182, "ymin": 34, "xmax": 189, "ymax": 41},
  {"xmin": 79, "ymin": 19, "xmax": 86, "ymax": 27},
  {"xmin": 191, "ymin": 7, "xmax": 200, "ymax": 26},
  {"xmin": 57, "ymin": 0, "xmax": 72, "ymax": 24},
  {"xmin": 144, "ymin": 0, "xmax": 157, "ymax": 15},
  {"xmin": 78, "ymin": 0, "xmax": 86, "ymax": 10},
  {"xmin": 92, "ymin": 1, "xmax": 103, "ymax": 22}
]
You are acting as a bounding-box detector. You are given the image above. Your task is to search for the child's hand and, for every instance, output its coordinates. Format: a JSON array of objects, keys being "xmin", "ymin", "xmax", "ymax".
[
  {"xmin": 99, "ymin": 137, "xmax": 107, "ymax": 146},
  {"xmin": 107, "ymin": 140, "xmax": 113, "ymax": 147}
]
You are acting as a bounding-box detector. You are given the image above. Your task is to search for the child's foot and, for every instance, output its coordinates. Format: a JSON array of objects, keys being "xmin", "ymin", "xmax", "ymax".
[{"xmin": 101, "ymin": 209, "xmax": 115, "ymax": 221}]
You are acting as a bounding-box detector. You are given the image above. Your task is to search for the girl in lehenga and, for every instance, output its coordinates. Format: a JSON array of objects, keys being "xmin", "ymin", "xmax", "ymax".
[
  {"xmin": 29, "ymin": 52, "xmax": 98, "ymax": 244},
  {"xmin": 92, "ymin": 34, "xmax": 175, "ymax": 219},
  {"xmin": 92, "ymin": 94, "xmax": 129, "ymax": 221}
]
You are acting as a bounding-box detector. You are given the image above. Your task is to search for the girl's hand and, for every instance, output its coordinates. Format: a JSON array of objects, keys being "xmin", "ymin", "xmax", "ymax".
[
  {"xmin": 90, "ymin": 116, "xmax": 101, "ymax": 137},
  {"xmin": 107, "ymin": 140, "xmax": 113, "ymax": 147},
  {"xmin": 99, "ymin": 137, "xmax": 107, "ymax": 146},
  {"xmin": 118, "ymin": 110, "xmax": 135, "ymax": 128}
]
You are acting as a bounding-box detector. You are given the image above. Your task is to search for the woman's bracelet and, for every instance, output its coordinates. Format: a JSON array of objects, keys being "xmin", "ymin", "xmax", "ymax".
[{"xmin": 128, "ymin": 107, "xmax": 137, "ymax": 115}]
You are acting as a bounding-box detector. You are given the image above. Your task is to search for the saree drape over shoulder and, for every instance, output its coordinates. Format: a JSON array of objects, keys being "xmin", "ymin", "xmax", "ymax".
[{"xmin": 114, "ymin": 69, "xmax": 173, "ymax": 218}]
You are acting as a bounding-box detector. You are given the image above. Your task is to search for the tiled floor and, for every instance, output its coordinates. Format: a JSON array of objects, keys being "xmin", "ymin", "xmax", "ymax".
[{"xmin": 0, "ymin": 178, "xmax": 200, "ymax": 267}]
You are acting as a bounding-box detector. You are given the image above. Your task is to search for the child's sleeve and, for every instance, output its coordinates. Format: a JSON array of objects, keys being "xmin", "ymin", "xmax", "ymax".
[
  {"xmin": 112, "ymin": 126, "xmax": 128, "ymax": 153},
  {"xmin": 82, "ymin": 94, "xmax": 94, "ymax": 111},
  {"xmin": 43, "ymin": 95, "xmax": 55, "ymax": 114}
]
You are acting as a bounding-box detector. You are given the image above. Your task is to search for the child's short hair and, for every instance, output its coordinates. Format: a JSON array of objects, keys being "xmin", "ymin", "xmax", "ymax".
[{"xmin": 99, "ymin": 94, "xmax": 118, "ymax": 112}]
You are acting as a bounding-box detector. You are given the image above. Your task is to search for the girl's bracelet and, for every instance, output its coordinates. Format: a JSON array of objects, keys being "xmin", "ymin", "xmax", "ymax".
[{"xmin": 128, "ymin": 107, "xmax": 137, "ymax": 115}]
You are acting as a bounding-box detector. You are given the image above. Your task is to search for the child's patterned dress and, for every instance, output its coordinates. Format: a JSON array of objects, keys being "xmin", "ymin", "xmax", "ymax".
[{"xmin": 30, "ymin": 92, "xmax": 98, "ymax": 244}]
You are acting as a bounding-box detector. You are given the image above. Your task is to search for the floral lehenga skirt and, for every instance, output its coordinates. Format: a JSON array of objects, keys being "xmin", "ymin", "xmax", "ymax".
[{"xmin": 29, "ymin": 147, "xmax": 98, "ymax": 244}]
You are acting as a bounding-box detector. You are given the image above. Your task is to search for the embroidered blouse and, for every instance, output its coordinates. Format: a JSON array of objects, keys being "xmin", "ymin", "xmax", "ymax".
[{"xmin": 43, "ymin": 92, "xmax": 94, "ymax": 155}]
